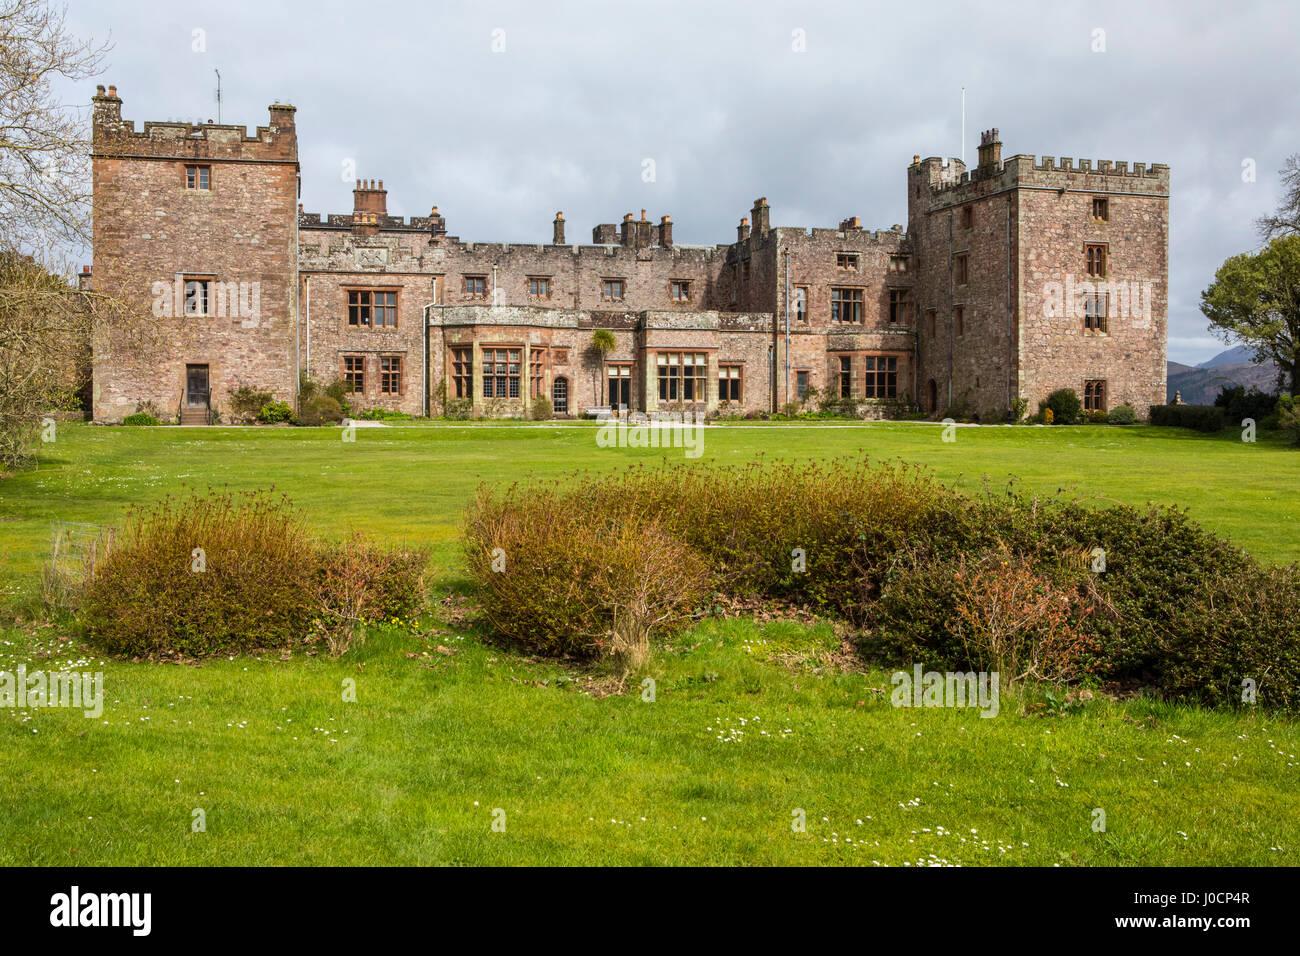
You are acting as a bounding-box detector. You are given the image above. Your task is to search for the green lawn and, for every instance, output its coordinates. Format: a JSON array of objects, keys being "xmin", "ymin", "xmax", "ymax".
[{"xmin": 0, "ymin": 421, "xmax": 1297, "ymax": 865}]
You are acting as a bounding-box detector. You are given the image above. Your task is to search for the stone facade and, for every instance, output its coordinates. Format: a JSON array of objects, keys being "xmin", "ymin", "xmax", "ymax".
[
  {"xmin": 90, "ymin": 85, "xmax": 299, "ymax": 423},
  {"xmin": 907, "ymin": 130, "xmax": 1169, "ymax": 418},
  {"xmin": 90, "ymin": 92, "xmax": 1168, "ymax": 423}
]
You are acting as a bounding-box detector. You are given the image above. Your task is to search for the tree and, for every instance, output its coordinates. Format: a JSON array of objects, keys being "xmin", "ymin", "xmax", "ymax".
[
  {"xmin": 0, "ymin": 252, "xmax": 88, "ymax": 466},
  {"xmin": 1200, "ymin": 236, "xmax": 1300, "ymax": 397},
  {"xmin": 1, "ymin": 0, "xmax": 108, "ymax": 251},
  {"xmin": 1257, "ymin": 154, "xmax": 1300, "ymax": 241},
  {"xmin": 589, "ymin": 328, "xmax": 616, "ymax": 405},
  {"xmin": 0, "ymin": 0, "xmax": 120, "ymax": 470}
]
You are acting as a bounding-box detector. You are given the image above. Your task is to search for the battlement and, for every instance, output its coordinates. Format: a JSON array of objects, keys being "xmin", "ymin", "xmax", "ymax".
[
  {"xmin": 786, "ymin": 226, "xmax": 908, "ymax": 244},
  {"xmin": 919, "ymin": 151, "xmax": 1170, "ymax": 201},
  {"xmin": 91, "ymin": 85, "xmax": 296, "ymax": 162},
  {"xmin": 761, "ymin": 224, "xmax": 909, "ymax": 251},
  {"xmin": 445, "ymin": 238, "xmax": 725, "ymax": 262},
  {"xmin": 298, "ymin": 211, "xmax": 438, "ymax": 232},
  {"xmin": 1025, "ymin": 154, "xmax": 1170, "ymax": 180}
]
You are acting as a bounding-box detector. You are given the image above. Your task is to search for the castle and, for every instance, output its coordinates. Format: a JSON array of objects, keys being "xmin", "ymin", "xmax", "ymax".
[{"xmin": 88, "ymin": 86, "xmax": 1169, "ymax": 424}]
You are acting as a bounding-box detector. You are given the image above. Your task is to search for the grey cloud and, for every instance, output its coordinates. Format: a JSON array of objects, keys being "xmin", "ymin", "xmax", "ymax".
[{"xmin": 60, "ymin": 0, "xmax": 1299, "ymax": 364}]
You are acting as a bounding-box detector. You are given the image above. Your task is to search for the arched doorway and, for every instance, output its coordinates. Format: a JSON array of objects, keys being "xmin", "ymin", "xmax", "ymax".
[
  {"xmin": 927, "ymin": 379, "xmax": 938, "ymax": 414},
  {"xmin": 552, "ymin": 376, "xmax": 569, "ymax": 415}
]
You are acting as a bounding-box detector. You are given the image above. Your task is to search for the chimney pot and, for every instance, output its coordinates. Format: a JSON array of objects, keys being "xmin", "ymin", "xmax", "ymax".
[
  {"xmin": 82, "ymin": 265, "xmax": 90, "ymax": 274},
  {"xmin": 107, "ymin": 84, "xmax": 117, "ymax": 97},
  {"xmin": 640, "ymin": 208, "xmax": 647, "ymax": 220}
]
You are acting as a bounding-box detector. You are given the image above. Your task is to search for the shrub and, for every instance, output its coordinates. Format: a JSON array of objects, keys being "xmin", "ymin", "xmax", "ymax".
[
  {"xmin": 122, "ymin": 413, "xmax": 160, "ymax": 426},
  {"xmin": 461, "ymin": 457, "xmax": 1298, "ymax": 709},
  {"xmin": 357, "ymin": 407, "xmax": 412, "ymax": 421},
  {"xmin": 1039, "ymin": 389, "xmax": 1082, "ymax": 425},
  {"xmin": 1149, "ymin": 404, "xmax": 1225, "ymax": 432},
  {"xmin": 1021, "ymin": 498, "xmax": 1255, "ymax": 680},
  {"xmin": 465, "ymin": 486, "xmax": 708, "ymax": 665},
  {"xmin": 314, "ymin": 533, "xmax": 430, "ymax": 657},
  {"xmin": 1107, "ymin": 404, "xmax": 1136, "ymax": 425},
  {"xmin": 950, "ymin": 549, "xmax": 1099, "ymax": 686},
  {"xmin": 80, "ymin": 489, "xmax": 428, "ymax": 659},
  {"xmin": 296, "ymin": 394, "xmax": 343, "ymax": 426},
  {"xmin": 1087, "ymin": 408, "xmax": 1109, "ymax": 424},
  {"xmin": 298, "ymin": 376, "xmax": 353, "ymax": 419},
  {"xmin": 1011, "ymin": 397, "xmax": 1029, "ymax": 422},
  {"xmin": 529, "ymin": 396, "xmax": 554, "ymax": 421},
  {"xmin": 1276, "ymin": 394, "xmax": 1300, "ymax": 445},
  {"xmin": 443, "ymin": 398, "xmax": 473, "ymax": 420},
  {"xmin": 257, "ymin": 400, "xmax": 293, "ymax": 424},
  {"xmin": 1214, "ymin": 384, "xmax": 1277, "ymax": 426},
  {"xmin": 81, "ymin": 489, "xmax": 319, "ymax": 658},
  {"xmin": 1160, "ymin": 564, "xmax": 1300, "ymax": 711},
  {"xmin": 228, "ymin": 386, "xmax": 273, "ymax": 423}
]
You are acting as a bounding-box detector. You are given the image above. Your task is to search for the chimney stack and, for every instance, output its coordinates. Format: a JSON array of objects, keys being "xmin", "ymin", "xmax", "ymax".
[
  {"xmin": 552, "ymin": 212, "xmax": 566, "ymax": 245},
  {"xmin": 839, "ymin": 216, "xmax": 862, "ymax": 231},
  {"xmin": 738, "ymin": 217, "xmax": 750, "ymax": 242},
  {"xmin": 620, "ymin": 212, "xmax": 634, "ymax": 246},
  {"xmin": 92, "ymin": 83, "xmax": 123, "ymax": 135},
  {"xmin": 751, "ymin": 198, "xmax": 770, "ymax": 238},
  {"xmin": 977, "ymin": 128, "xmax": 1002, "ymax": 175},
  {"xmin": 268, "ymin": 101, "xmax": 297, "ymax": 130},
  {"xmin": 657, "ymin": 214, "xmax": 673, "ymax": 248},
  {"xmin": 352, "ymin": 177, "xmax": 388, "ymax": 236}
]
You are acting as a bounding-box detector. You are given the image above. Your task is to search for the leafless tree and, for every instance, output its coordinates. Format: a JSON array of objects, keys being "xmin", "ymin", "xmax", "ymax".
[
  {"xmin": 1258, "ymin": 155, "xmax": 1300, "ymax": 241},
  {"xmin": 0, "ymin": 0, "xmax": 108, "ymax": 251},
  {"xmin": 0, "ymin": 1, "xmax": 124, "ymax": 470}
]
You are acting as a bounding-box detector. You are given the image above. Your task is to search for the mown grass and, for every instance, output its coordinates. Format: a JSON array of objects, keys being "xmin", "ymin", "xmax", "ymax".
[{"xmin": 0, "ymin": 421, "xmax": 1297, "ymax": 865}]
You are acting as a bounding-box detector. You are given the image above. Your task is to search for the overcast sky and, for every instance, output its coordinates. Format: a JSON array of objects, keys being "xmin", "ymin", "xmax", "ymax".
[{"xmin": 60, "ymin": 0, "xmax": 1299, "ymax": 364}]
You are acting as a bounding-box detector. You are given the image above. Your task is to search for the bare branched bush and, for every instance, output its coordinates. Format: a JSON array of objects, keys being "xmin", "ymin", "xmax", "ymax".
[
  {"xmin": 80, "ymin": 489, "xmax": 428, "ymax": 658},
  {"xmin": 465, "ymin": 487, "xmax": 709, "ymax": 667},
  {"xmin": 314, "ymin": 532, "xmax": 428, "ymax": 657},
  {"xmin": 950, "ymin": 548, "xmax": 1099, "ymax": 687}
]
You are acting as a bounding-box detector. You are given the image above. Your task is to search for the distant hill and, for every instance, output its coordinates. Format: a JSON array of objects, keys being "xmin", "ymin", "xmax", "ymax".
[
  {"xmin": 1166, "ymin": 345, "xmax": 1282, "ymax": 404},
  {"xmin": 1199, "ymin": 344, "xmax": 1260, "ymax": 369}
]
